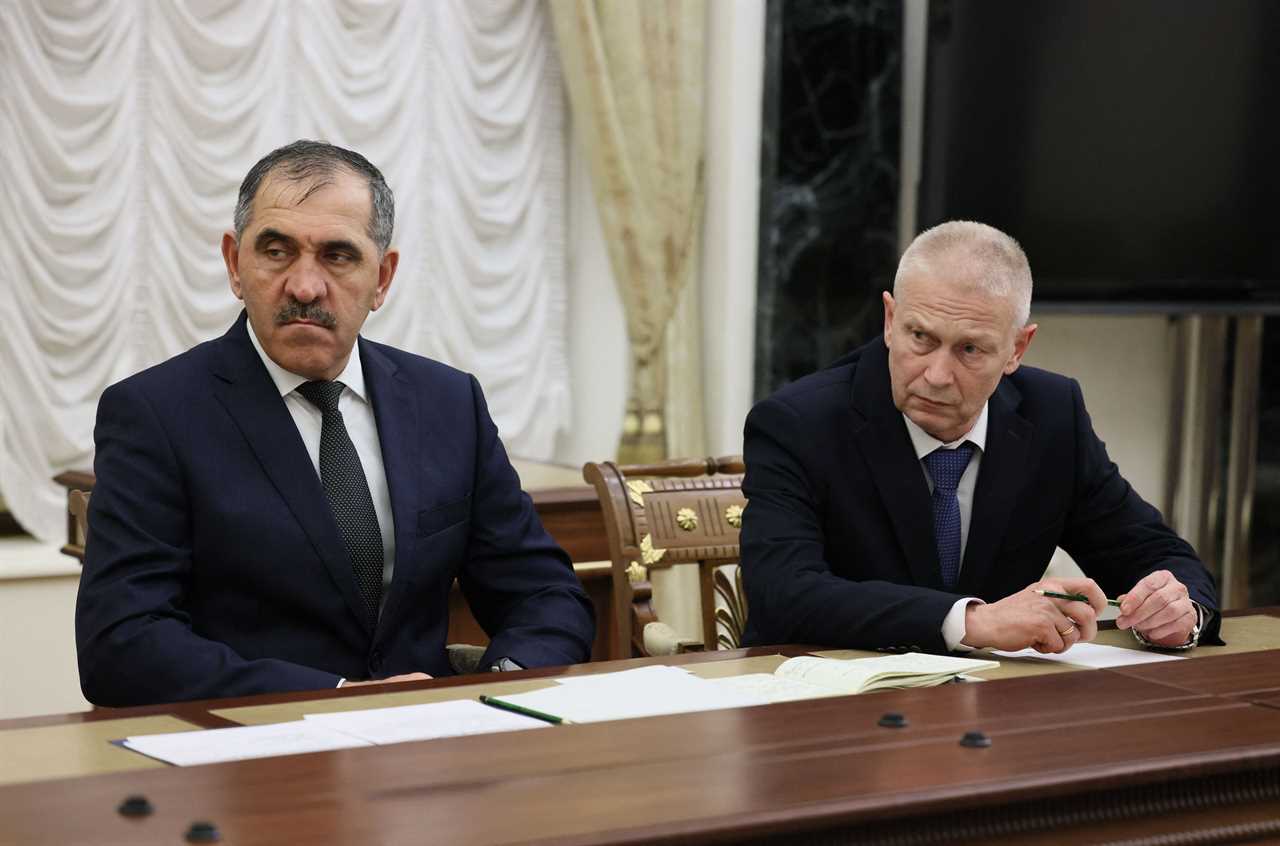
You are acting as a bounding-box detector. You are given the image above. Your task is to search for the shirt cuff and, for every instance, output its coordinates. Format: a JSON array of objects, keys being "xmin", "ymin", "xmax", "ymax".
[
  {"xmin": 336, "ymin": 678, "xmax": 346, "ymax": 688},
  {"xmin": 943, "ymin": 597, "xmax": 985, "ymax": 651}
]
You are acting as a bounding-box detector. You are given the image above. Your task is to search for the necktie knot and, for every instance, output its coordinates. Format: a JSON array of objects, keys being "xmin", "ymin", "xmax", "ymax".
[
  {"xmin": 924, "ymin": 442, "xmax": 975, "ymax": 492},
  {"xmin": 297, "ymin": 380, "xmax": 345, "ymax": 413}
]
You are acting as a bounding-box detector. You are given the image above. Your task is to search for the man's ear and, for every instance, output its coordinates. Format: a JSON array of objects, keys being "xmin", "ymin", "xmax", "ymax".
[
  {"xmin": 222, "ymin": 232, "xmax": 244, "ymax": 300},
  {"xmin": 371, "ymin": 249, "xmax": 400, "ymax": 311},
  {"xmin": 1004, "ymin": 323, "xmax": 1038, "ymax": 374},
  {"xmin": 882, "ymin": 290, "xmax": 896, "ymax": 347}
]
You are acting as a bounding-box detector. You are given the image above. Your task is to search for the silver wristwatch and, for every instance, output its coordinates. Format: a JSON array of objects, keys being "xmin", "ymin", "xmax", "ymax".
[{"xmin": 1130, "ymin": 599, "xmax": 1205, "ymax": 650}]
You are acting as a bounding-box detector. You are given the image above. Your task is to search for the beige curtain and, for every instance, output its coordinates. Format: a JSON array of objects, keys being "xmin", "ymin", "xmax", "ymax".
[{"xmin": 550, "ymin": 0, "xmax": 708, "ymax": 463}]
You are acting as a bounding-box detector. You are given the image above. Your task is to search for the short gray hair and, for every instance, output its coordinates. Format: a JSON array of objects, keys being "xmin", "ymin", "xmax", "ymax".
[
  {"xmin": 232, "ymin": 139, "xmax": 395, "ymax": 254},
  {"xmin": 894, "ymin": 220, "xmax": 1032, "ymax": 327}
]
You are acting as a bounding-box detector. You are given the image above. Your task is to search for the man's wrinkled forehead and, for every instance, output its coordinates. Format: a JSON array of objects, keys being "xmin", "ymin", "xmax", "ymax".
[
  {"xmin": 252, "ymin": 170, "xmax": 340, "ymax": 216},
  {"xmin": 241, "ymin": 169, "xmax": 374, "ymax": 242}
]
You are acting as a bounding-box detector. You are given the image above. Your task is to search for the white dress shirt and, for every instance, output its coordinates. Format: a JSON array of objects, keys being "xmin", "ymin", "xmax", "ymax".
[
  {"xmin": 247, "ymin": 325, "xmax": 397, "ymax": 600},
  {"xmin": 901, "ymin": 403, "xmax": 988, "ymax": 650}
]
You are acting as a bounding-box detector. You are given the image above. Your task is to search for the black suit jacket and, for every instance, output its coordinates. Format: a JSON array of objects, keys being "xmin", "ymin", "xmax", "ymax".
[
  {"xmin": 76, "ymin": 313, "xmax": 594, "ymax": 706},
  {"xmin": 740, "ymin": 338, "xmax": 1220, "ymax": 652}
]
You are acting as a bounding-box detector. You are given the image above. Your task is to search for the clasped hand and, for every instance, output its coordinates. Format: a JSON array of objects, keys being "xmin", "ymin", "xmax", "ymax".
[
  {"xmin": 964, "ymin": 570, "xmax": 1197, "ymax": 653},
  {"xmin": 1114, "ymin": 569, "xmax": 1197, "ymax": 647},
  {"xmin": 964, "ymin": 578, "xmax": 1105, "ymax": 653}
]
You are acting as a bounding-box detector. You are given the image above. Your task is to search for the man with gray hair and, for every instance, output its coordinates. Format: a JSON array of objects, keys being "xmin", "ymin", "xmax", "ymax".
[
  {"xmin": 740, "ymin": 220, "xmax": 1220, "ymax": 655},
  {"xmin": 76, "ymin": 140, "xmax": 594, "ymax": 706}
]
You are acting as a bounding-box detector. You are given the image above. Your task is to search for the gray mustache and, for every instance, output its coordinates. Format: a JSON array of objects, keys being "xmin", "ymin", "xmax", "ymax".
[{"xmin": 275, "ymin": 300, "xmax": 337, "ymax": 329}]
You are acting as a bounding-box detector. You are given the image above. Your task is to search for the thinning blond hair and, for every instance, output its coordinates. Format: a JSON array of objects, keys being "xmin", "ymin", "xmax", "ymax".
[{"xmin": 894, "ymin": 221, "xmax": 1032, "ymax": 327}]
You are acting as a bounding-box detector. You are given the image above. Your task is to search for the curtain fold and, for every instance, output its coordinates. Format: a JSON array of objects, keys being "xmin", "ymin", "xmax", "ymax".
[
  {"xmin": 549, "ymin": 0, "xmax": 708, "ymax": 462},
  {"xmin": 0, "ymin": 0, "xmax": 569, "ymax": 541}
]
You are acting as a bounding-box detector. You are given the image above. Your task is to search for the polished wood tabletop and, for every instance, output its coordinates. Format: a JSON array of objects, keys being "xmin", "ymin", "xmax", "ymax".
[{"xmin": 4, "ymin": 616, "xmax": 1280, "ymax": 845}]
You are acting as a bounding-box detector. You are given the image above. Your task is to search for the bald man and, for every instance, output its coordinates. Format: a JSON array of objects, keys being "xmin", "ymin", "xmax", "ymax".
[{"xmin": 739, "ymin": 221, "xmax": 1220, "ymax": 655}]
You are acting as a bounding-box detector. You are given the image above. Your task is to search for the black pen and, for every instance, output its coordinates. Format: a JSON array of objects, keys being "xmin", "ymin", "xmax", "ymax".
[
  {"xmin": 479, "ymin": 695, "xmax": 566, "ymax": 725},
  {"xmin": 1035, "ymin": 589, "xmax": 1122, "ymax": 607}
]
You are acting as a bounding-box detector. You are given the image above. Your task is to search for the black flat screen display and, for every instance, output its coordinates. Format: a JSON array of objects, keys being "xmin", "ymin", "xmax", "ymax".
[{"xmin": 919, "ymin": 0, "xmax": 1280, "ymax": 306}]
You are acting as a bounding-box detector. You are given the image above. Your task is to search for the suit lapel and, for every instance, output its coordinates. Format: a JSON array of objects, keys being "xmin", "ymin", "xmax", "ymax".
[
  {"xmin": 210, "ymin": 313, "xmax": 373, "ymax": 634},
  {"xmin": 850, "ymin": 341, "xmax": 943, "ymax": 590},
  {"xmin": 360, "ymin": 338, "xmax": 421, "ymax": 635},
  {"xmin": 957, "ymin": 378, "xmax": 1034, "ymax": 596}
]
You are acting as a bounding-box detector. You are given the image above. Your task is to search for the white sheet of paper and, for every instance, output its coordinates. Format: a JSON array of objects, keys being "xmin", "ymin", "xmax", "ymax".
[
  {"xmin": 551, "ymin": 665, "xmax": 699, "ymax": 687},
  {"xmin": 990, "ymin": 641, "xmax": 1186, "ymax": 668},
  {"xmin": 303, "ymin": 699, "xmax": 548, "ymax": 744},
  {"xmin": 123, "ymin": 721, "xmax": 370, "ymax": 766},
  {"xmin": 494, "ymin": 666, "xmax": 767, "ymax": 723}
]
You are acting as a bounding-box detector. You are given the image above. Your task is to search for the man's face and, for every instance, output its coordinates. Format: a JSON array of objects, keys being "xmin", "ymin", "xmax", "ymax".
[
  {"xmin": 221, "ymin": 169, "xmax": 399, "ymax": 381},
  {"xmin": 882, "ymin": 266, "xmax": 1036, "ymax": 443}
]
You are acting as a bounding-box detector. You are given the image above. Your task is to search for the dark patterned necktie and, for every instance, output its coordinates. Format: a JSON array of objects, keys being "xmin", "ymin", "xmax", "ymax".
[
  {"xmin": 296, "ymin": 380, "xmax": 383, "ymax": 621},
  {"xmin": 923, "ymin": 442, "xmax": 976, "ymax": 590}
]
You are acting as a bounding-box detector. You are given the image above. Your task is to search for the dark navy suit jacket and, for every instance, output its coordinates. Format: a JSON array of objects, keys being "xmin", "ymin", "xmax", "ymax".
[
  {"xmin": 740, "ymin": 339, "xmax": 1220, "ymax": 652},
  {"xmin": 76, "ymin": 313, "xmax": 594, "ymax": 706}
]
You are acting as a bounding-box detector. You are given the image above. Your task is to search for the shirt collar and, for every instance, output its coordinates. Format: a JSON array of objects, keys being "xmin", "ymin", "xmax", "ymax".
[
  {"xmin": 902, "ymin": 401, "xmax": 989, "ymax": 460},
  {"xmin": 246, "ymin": 318, "xmax": 369, "ymax": 403}
]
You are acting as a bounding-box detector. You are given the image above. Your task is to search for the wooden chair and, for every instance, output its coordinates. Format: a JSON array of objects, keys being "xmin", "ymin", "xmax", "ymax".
[
  {"xmin": 583, "ymin": 456, "xmax": 748, "ymax": 659},
  {"xmin": 68, "ymin": 490, "xmax": 90, "ymax": 558}
]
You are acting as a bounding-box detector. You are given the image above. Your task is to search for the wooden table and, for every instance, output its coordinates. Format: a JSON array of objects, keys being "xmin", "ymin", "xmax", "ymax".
[{"xmin": 4, "ymin": 616, "xmax": 1280, "ymax": 845}]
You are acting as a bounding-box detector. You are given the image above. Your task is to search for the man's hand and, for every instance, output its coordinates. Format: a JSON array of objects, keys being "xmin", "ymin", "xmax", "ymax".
[
  {"xmin": 1116, "ymin": 570, "xmax": 1197, "ymax": 647},
  {"xmin": 340, "ymin": 672, "xmax": 432, "ymax": 688},
  {"xmin": 964, "ymin": 578, "xmax": 1108, "ymax": 653}
]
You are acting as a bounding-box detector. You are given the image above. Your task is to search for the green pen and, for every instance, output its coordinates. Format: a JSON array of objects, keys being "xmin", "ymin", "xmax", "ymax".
[
  {"xmin": 1035, "ymin": 589, "xmax": 1122, "ymax": 607},
  {"xmin": 479, "ymin": 695, "xmax": 566, "ymax": 725}
]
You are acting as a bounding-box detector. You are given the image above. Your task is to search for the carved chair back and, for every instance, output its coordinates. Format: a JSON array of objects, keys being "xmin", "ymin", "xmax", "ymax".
[
  {"xmin": 69, "ymin": 490, "xmax": 91, "ymax": 551},
  {"xmin": 582, "ymin": 456, "xmax": 747, "ymax": 660}
]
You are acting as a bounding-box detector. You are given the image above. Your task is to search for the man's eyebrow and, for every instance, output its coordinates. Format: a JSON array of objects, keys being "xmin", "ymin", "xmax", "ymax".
[
  {"xmin": 319, "ymin": 239, "xmax": 363, "ymax": 259},
  {"xmin": 253, "ymin": 228, "xmax": 296, "ymax": 251}
]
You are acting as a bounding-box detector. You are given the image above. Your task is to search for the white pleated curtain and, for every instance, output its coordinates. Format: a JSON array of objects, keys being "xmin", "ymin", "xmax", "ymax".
[{"xmin": 0, "ymin": 0, "xmax": 570, "ymax": 542}]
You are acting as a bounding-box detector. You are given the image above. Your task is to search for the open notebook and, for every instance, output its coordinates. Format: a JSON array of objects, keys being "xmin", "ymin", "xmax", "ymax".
[{"xmin": 710, "ymin": 653, "xmax": 1000, "ymax": 703}]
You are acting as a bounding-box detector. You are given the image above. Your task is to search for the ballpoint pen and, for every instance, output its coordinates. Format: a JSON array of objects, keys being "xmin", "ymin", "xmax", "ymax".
[{"xmin": 1035, "ymin": 589, "xmax": 1122, "ymax": 607}]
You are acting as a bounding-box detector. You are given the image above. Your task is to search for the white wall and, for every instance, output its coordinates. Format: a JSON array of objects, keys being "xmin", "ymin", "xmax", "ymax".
[
  {"xmin": 1023, "ymin": 314, "xmax": 1174, "ymax": 513},
  {"xmin": 0, "ymin": 544, "xmax": 89, "ymax": 719},
  {"xmin": 1023, "ymin": 313, "xmax": 1176, "ymax": 586}
]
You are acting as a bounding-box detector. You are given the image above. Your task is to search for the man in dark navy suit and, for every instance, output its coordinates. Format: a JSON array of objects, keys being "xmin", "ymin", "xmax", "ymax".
[
  {"xmin": 741, "ymin": 221, "xmax": 1219, "ymax": 655},
  {"xmin": 76, "ymin": 140, "xmax": 593, "ymax": 706}
]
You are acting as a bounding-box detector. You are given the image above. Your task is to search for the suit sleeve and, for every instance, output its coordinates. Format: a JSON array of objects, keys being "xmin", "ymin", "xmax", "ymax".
[
  {"xmin": 75, "ymin": 381, "xmax": 342, "ymax": 706},
  {"xmin": 1058, "ymin": 379, "xmax": 1223, "ymax": 643},
  {"xmin": 457, "ymin": 375, "xmax": 595, "ymax": 669},
  {"xmin": 740, "ymin": 397, "xmax": 958, "ymax": 652}
]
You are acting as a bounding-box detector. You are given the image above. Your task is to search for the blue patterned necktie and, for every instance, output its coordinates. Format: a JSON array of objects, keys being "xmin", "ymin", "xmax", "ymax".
[
  {"xmin": 296, "ymin": 380, "xmax": 383, "ymax": 622},
  {"xmin": 923, "ymin": 442, "xmax": 976, "ymax": 590}
]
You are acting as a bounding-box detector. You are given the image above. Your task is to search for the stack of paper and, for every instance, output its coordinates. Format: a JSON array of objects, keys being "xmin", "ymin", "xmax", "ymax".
[
  {"xmin": 123, "ymin": 699, "xmax": 548, "ymax": 766},
  {"xmin": 488, "ymin": 665, "xmax": 768, "ymax": 723},
  {"xmin": 303, "ymin": 700, "xmax": 548, "ymax": 744},
  {"xmin": 121, "ymin": 721, "xmax": 372, "ymax": 767}
]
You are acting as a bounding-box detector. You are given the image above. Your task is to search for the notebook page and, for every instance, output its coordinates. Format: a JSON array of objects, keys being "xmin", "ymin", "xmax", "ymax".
[
  {"xmin": 776, "ymin": 653, "xmax": 1000, "ymax": 693},
  {"xmin": 708, "ymin": 673, "xmax": 845, "ymax": 703}
]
